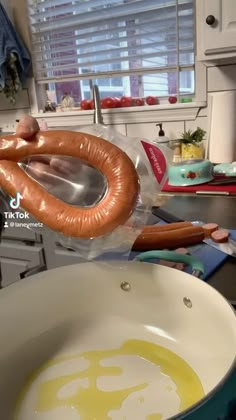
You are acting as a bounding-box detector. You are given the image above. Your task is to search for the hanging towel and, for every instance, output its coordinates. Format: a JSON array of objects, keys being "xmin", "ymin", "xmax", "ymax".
[{"xmin": 0, "ymin": 3, "xmax": 31, "ymax": 102}]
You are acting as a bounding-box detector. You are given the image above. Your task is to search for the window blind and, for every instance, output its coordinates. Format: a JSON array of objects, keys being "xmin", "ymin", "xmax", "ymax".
[{"xmin": 27, "ymin": 0, "xmax": 195, "ymax": 85}]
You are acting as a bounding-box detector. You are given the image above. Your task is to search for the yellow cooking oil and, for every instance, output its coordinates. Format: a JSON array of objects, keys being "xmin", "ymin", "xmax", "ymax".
[
  {"xmin": 146, "ymin": 415, "xmax": 163, "ymax": 420},
  {"xmin": 15, "ymin": 339, "xmax": 204, "ymax": 419}
]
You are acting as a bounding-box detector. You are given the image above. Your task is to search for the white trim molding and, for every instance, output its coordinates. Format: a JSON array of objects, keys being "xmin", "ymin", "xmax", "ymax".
[{"xmin": 32, "ymin": 102, "xmax": 206, "ymax": 127}]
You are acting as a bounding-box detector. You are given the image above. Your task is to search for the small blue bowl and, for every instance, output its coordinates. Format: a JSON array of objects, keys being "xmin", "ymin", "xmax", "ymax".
[{"xmin": 168, "ymin": 160, "xmax": 214, "ymax": 186}]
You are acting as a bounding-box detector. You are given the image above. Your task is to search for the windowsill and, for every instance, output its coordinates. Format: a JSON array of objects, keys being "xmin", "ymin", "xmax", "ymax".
[{"xmin": 32, "ymin": 101, "xmax": 207, "ymax": 127}]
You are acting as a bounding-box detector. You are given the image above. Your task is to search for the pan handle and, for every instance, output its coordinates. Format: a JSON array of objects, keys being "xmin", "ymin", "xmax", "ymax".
[{"xmin": 135, "ymin": 250, "xmax": 204, "ymax": 278}]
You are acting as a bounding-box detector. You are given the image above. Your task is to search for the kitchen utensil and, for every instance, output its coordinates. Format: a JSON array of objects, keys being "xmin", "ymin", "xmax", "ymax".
[
  {"xmin": 168, "ymin": 160, "xmax": 214, "ymax": 186},
  {"xmin": 201, "ymin": 231, "xmax": 236, "ymax": 257},
  {"xmin": 152, "ymin": 207, "xmax": 236, "ymax": 257},
  {"xmin": 135, "ymin": 250, "xmax": 204, "ymax": 278},
  {"xmin": 196, "ymin": 190, "xmax": 236, "ymax": 195},
  {"xmin": 210, "ymin": 177, "xmax": 236, "ymax": 185},
  {"xmin": 0, "ymin": 261, "xmax": 235, "ymax": 420}
]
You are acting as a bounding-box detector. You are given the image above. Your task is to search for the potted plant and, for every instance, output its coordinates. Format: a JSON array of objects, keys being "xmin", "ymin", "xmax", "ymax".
[{"xmin": 180, "ymin": 127, "xmax": 206, "ymax": 161}]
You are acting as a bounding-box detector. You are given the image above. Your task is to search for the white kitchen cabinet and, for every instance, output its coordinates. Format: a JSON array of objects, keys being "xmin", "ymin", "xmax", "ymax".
[
  {"xmin": 196, "ymin": 0, "xmax": 236, "ymax": 62},
  {"xmin": 0, "ymin": 241, "xmax": 45, "ymax": 287},
  {"xmin": 41, "ymin": 231, "xmax": 84, "ymax": 269}
]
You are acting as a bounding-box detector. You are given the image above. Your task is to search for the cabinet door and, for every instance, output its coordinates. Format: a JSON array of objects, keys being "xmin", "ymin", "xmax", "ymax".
[
  {"xmin": 1, "ymin": 225, "xmax": 42, "ymax": 242},
  {"xmin": 41, "ymin": 231, "xmax": 84, "ymax": 269},
  {"xmin": 202, "ymin": 0, "xmax": 236, "ymax": 55},
  {"xmin": 0, "ymin": 242, "xmax": 45, "ymax": 287}
]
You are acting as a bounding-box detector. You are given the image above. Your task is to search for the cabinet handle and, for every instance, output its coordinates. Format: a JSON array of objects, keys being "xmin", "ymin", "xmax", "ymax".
[{"xmin": 206, "ymin": 15, "xmax": 216, "ymax": 26}]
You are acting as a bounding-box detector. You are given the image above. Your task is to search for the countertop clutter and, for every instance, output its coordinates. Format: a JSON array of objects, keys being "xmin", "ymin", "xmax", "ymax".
[
  {"xmin": 162, "ymin": 161, "xmax": 236, "ymax": 196},
  {"xmin": 153, "ymin": 195, "xmax": 236, "ymax": 306}
]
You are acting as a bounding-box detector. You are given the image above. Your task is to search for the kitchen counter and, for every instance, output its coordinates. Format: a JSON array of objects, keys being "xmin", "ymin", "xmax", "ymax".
[
  {"xmin": 0, "ymin": 190, "xmax": 235, "ymax": 304},
  {"xmin": 153, "ymin": 195, "xmax": 236, "ymax": 305}
]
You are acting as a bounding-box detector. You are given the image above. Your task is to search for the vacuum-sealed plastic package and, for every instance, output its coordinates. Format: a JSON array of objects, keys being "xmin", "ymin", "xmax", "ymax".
[{"xmin": 0, "ymin": 124, "xmax": 172, "ymax": 259}]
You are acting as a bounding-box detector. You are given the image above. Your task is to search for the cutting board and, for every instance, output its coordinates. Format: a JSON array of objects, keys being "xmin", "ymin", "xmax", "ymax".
[
  {"xmin": 96, "ymin": 223, "xmax": 236, "ymax": 281},
  {"xmin": 129, "ymin": 225, "xmax": 236, "ymax": 281}
]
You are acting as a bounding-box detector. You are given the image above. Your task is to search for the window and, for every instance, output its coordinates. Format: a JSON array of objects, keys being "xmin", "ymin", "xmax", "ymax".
[{"xmin": 27, "ymin": 0, "xmax": 195, "ymax": 107}]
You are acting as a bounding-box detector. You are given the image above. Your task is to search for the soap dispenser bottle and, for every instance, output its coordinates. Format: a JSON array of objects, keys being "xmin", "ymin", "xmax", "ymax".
[{"xmin": 154, "ymin": 123, "xmax": 170, "ymax": 145}]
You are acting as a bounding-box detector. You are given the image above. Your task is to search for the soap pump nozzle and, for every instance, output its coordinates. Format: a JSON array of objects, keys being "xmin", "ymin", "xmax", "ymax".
[
  {"xmin": 154, "ymin": 123, "xmax": 169, "ymax": 145},
  {"xmin": 156, "ymin": 123, "xmax": 165, "ymax": 137}
]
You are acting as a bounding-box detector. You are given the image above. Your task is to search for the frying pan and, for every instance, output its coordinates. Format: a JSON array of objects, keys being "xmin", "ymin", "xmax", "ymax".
[{"xmin": 0, "ymin": 260, "xmax": 235, "ymax": 420}]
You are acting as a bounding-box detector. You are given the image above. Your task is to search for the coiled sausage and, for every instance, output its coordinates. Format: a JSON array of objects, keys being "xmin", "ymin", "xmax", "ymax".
[{"xmin": 0, "ymin": 130, "xmax": 140, "ymax": 238}]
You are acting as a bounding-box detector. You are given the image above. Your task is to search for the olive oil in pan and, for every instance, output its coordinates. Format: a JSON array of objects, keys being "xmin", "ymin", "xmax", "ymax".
[{"xmin": 15, "ymin": 339, "xmax": 204, "ymax": 420}]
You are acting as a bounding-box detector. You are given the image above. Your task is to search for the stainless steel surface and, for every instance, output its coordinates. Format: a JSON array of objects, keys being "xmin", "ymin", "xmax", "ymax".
[
  {"xmin": 93, "ymin": 84, "xmax": 104, "ymax": 125},
  {"xmin": 203, "ymin": 236, "xmax": 236, "ymax": 257},
  {"xmin": 192, "ymin": 221, "xmax": 236, "ymax": 257}
]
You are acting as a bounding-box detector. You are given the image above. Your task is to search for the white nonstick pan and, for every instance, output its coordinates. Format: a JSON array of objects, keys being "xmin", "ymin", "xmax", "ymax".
[{"xmin": 0, "ymin": 261, "xmax": 235, "ymax": 420}]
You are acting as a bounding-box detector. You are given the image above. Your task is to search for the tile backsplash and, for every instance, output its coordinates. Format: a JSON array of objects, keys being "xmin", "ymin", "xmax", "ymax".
[{"xmin": 126, "ymin": 121, "xmax": 185, "ymax": 141}]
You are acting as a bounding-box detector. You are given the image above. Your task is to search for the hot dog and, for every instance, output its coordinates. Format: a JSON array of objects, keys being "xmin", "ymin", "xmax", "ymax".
[
  {"xmin": 0, "ymin": 130, "xmax": 140, "ymax": 238},
  {"xmin": 132, "ymin": 226, "xmax": 205, "ymax": 251}
]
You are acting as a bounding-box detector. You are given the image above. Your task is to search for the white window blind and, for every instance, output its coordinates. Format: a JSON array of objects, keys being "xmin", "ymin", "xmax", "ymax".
[{"xmin": 27, "ymin": 0, "xmax": 195, "ymax": 96}]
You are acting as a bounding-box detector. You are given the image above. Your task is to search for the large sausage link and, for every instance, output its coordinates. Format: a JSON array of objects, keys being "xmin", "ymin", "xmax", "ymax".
[
  {"xmin": 142, "ymin": 221, "xmax": 192, "ymax": 233},
  {"xmin": 0, "ymin": 131, "xmax": 140, "ymax": 238},
  {"xmin": 132, "ymin": 226, "xmax": 205, "ymax": 251}
]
